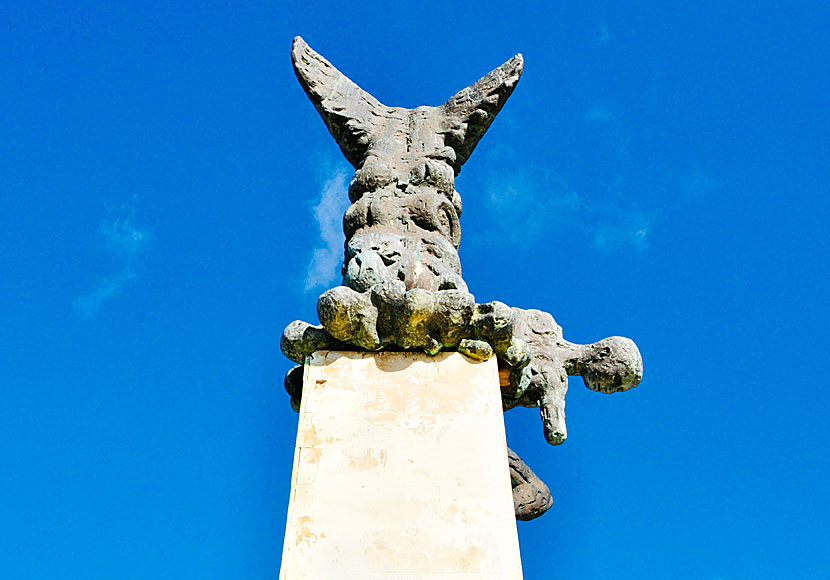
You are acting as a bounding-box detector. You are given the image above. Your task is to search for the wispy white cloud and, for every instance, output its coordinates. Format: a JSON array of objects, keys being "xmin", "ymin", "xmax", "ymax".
[
  {"xmin": 74, "ymin": 200, "xmax": 151, "ymax": 319},
  {"xmin": 304, "ymin": 168, "xmax": 350, "ymax": 291},
  {"xmin": 74, "ymin": 270, "xmax": 139, "ymax": 319},
  {"xmin": 680, "ymin": 167, "xmax": 718, "ymax": 203},
  {"xmin": 598, "ymin": 22, "xmax": 614, "ymax": 44},
  {"xmin": 475, "ymin": 129, "xmax": 718, "ymax": 253},
  {"xmin": 584, "ymin": 103, "xmax": 632, "ymax": 159},
  {"xmin": 590, "ymin": 213, "xmax": 651, "ymax": 251},
  {"xmin": 99, "ymin": 216, "xmax": 149, "ymax": 259},
  {"xmin": 585, "ymin": 105, "xmax": 614, "ymax": 123},
  {"xmin": 481, "ymin": 156, "xmax": 580, "ymax": 245},
  {"xmin": 478, "ymin": 145, "xmax": 652, "ymax": 252}
]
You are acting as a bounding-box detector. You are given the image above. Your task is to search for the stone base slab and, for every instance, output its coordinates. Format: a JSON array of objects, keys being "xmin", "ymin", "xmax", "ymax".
[{"xmin": 279, "ymin": 351, "xmax": 522, "ymax": 579}]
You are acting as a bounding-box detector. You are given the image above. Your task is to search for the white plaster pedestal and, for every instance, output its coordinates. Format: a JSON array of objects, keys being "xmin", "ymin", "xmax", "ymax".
[{"xmin": 279, "ymin": 350, "xmax": 523, "ymax": 579}]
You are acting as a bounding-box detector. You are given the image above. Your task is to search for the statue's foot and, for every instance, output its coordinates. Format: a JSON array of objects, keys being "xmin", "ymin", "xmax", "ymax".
[
  {"xmin": 280, "ymin": 319, "xmax": 345, "ymax": 364},
  {"xmin": 284, "ymin": 364, "xmax": 303, "ymax": 412},
  {"xmin": 508, "ymin": 447, "xmax": 553, "ymax": 521}
]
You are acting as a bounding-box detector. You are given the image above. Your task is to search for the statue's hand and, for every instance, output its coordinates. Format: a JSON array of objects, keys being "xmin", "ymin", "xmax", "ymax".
[{"xmin": 563, "ymin": 336, "xmax": 643, "ymax": 393}]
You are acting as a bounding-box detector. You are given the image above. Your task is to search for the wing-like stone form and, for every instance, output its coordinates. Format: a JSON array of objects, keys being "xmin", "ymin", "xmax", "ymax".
[
  {"xmin": 291, "ymin": 36, "xmax": 386, "ymax": 167},
  {"xmin": 291, "ymin": 35, "xmax": 523, "ymax": 175},
  {"xmin": 441, "ymin": 54, "xmax": 524, "ymax": 172}
]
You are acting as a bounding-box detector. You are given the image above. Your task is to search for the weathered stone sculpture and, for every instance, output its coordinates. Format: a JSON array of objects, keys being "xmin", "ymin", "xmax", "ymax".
[{"xmin": 282, "ymin": 37, "xmax": 643, "ymax": 521}]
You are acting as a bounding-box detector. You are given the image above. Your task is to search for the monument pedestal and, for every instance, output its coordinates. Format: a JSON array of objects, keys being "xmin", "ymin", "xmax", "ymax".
[{"xmin": 279, "ymin": 351, "xmax": 523, "ymax": 579}]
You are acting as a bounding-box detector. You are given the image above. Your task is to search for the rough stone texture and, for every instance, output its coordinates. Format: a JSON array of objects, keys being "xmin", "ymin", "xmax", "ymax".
[
  {"xmin": 281, "ymin": 37, "xmax": 644, "ymax": 518},
  {"xmin": 502, "ymin": 308, "xmax": 642, "ymax": 446},
  {"xmin": 508, "ymin": 448, "xmax": 552, "ymax": 521},
  {"xmin": 279, "ymin": 351, "xmax": 523, "ymax": 578}
]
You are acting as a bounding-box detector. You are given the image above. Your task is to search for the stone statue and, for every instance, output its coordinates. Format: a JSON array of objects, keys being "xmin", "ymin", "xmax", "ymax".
[{"xmin": 281, "ymin": 37, "xmax": 643, "ymax": 520}]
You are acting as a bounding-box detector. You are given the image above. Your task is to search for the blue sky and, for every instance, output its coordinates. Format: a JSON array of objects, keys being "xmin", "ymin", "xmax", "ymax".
[{"xmin": 1, "ymin": 2, "xmax": 828, "ymax": 578}]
